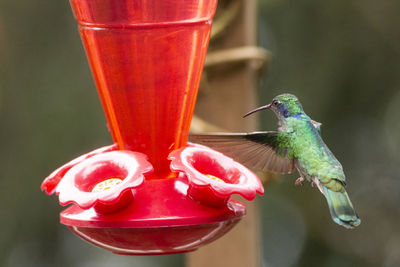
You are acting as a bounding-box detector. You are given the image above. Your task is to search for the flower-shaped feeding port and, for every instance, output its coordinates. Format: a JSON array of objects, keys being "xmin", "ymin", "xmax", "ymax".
[
  {"xmin": 41, "ymin": 144, "xmax": 118, "ymax": 195},
  {"xmin": 55, "ymin": 150, "xmax": 152, "ymax": 214},
  {"xmin": 170, "ymin": 143, "xmax": 264, "ymax": 208}
]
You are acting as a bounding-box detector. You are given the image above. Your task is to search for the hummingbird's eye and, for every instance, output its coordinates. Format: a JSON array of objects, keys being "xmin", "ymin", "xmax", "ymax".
[{"xmin": 273, "ymin": 100, "xmax": 281, "ymax": 106}]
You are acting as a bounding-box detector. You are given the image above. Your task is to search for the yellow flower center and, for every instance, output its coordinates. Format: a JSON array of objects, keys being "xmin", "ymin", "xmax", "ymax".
[
  {"xmin": 206, "ymin": 174, "xmax": 225, "ymax": 183},
  {"xmin": 92, "ymin": 178, "xmax": 123, "ymax": 192}
]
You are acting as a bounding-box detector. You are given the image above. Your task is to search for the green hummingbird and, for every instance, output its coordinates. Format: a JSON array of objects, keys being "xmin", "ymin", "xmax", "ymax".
[{"xmin": 191, "ymin": 93, "xmax": 360, "ymax": 229}]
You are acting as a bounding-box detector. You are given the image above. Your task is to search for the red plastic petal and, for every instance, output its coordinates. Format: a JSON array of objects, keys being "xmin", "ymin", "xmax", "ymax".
[
  {"xmin": 56, "ymin": 150, "xmax": 153, "ymax": 211},
  {"xmin": 169, "ymin": 143, "xmax": 264, "ymax": 203},
  {"xmin": 41, "ymin": 144, "xmax": 118, "ymax": 194}
]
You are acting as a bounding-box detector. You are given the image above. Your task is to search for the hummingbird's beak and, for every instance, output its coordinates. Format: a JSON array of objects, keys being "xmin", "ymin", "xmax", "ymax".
[{"xmin": 243, "ymin": 104, "xmax": 272, "ymax": 118}]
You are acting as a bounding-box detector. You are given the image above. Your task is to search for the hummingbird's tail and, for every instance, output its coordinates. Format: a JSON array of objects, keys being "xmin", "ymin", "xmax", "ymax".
[{"xmin": 322, "ymin": 186, "xmax": 361, "ymax": 229}]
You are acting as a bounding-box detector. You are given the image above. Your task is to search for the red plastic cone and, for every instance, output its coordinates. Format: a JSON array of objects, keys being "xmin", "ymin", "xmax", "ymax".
[{"xmin": 71, "ymin": 0, "xmax": 217, "ymax": 178}]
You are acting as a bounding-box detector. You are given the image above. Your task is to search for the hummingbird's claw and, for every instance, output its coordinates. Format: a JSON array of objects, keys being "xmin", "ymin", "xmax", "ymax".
[
  {"xmin": 295, "ymin": 177, "xmax": 304, "ymax": 186},
  {"xmin": 311, "ymin": 181, "xmax": 316, "ymax": 187}
]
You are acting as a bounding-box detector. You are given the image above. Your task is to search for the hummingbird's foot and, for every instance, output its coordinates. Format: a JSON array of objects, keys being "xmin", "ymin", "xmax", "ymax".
[
  {"xmin": 311, "ymin": 181, "xmax": 316, "ymax": 187},
  {"xmin": 295, "ymin": 177, "xmax": 304, "ymax": 186}
]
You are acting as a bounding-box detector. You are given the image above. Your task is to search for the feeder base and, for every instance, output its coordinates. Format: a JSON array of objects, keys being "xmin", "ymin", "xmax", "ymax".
[
  {"xmin": 67, "ymin": 218, "xmax": 240, "ymax": 255},
  {"xmin": 60, "ymin": 177, "xmax": 246, "ymax": 255}
]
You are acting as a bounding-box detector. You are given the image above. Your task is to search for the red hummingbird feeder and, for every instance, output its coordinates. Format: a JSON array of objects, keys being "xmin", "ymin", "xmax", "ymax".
[{"xmin": 41, "ymin": 0, "xmax": 264, "ymax": 255}]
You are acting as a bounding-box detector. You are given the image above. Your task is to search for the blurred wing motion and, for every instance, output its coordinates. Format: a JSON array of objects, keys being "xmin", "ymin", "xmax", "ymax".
[{"xmin": 190, "ymin": 132, "xmax": 294, "ymax": 174}]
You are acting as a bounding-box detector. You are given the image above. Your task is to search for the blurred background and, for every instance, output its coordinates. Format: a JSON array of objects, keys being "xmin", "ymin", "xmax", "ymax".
[{"xmin": 1, "ymin": 0, "xmax": 400, "ymax": 266}]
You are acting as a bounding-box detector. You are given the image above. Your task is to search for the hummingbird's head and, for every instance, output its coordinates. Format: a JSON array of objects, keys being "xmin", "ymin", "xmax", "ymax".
[{"xmin": 244, "ymin": 93, "xmax": 304, "ymax": 119}]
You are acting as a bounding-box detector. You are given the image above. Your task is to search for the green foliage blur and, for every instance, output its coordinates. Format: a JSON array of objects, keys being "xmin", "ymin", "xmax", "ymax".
[{"xmin": 0, "ymin": 0, "xmax": 399, "ymax": 266}]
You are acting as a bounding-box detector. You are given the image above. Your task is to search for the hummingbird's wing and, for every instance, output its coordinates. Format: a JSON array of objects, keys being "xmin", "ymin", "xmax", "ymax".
[{"xmin": 190, "ymin": 132, "xmax": 294, "ymax": 174}]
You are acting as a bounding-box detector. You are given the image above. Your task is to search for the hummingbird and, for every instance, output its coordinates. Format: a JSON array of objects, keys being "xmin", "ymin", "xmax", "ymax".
[{"xmin": 190, "ymin": 93, "xmax": 360, "ymax": 229}]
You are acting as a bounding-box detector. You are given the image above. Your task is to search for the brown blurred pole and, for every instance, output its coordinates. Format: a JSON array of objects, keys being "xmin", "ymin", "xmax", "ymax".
[{"xmin": 186, "ymin": 0, "xmax": 261, "ymax": 266}]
